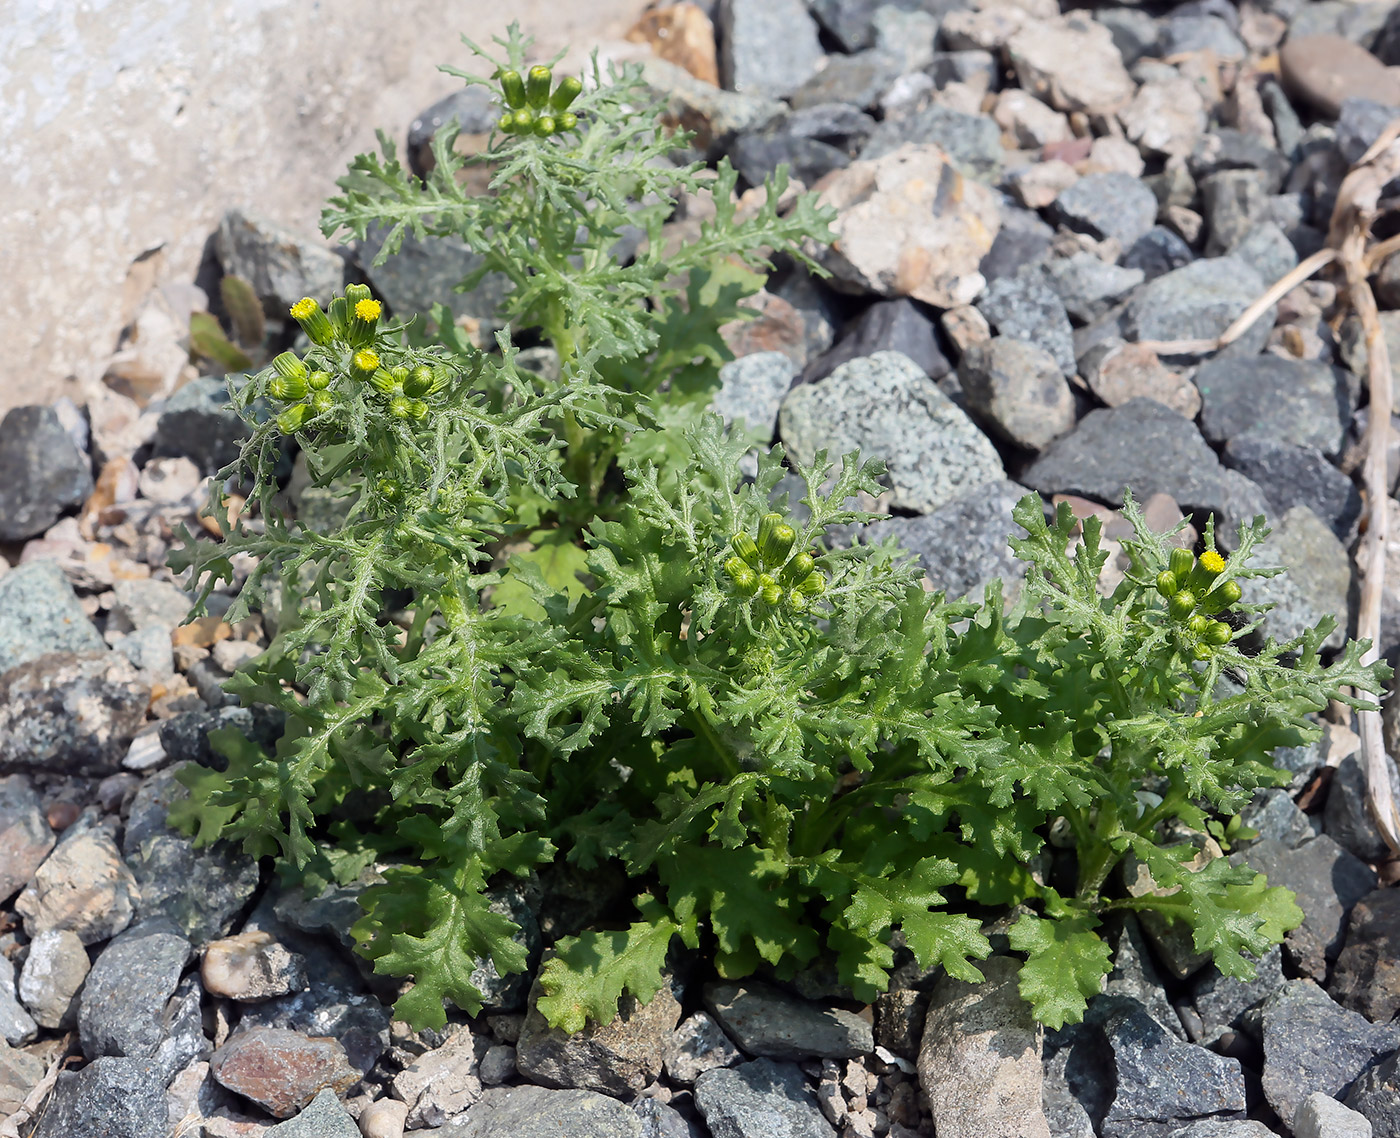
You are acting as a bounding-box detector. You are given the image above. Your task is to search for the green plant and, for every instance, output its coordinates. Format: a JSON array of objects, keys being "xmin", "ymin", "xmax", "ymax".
[{"xmin": 169, "ymin": 28, "xmax": 1390, "ymax": 1034}]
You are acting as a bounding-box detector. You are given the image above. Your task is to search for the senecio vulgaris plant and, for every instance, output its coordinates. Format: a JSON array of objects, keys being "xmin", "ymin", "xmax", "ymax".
[{"xmin": 170, "ymin": 25, "xmax": 1390, "ymax": 1034}]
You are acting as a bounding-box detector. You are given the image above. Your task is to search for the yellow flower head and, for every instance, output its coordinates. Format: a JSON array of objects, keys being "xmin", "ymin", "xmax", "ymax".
[
  {"xmin": 1199, "ymin": 551, "xmax": 1226, "ymax": 575},
  {"xmin": 290, "ymin": 298, "xmax": 317, "ymax": 320},
  {"xmin": 355, "ymin": 299, "xmax": 382, "ymax": 322},
  {"xmin": 353, "ymin": 349, "xmax": 380, "ymax": 373}
]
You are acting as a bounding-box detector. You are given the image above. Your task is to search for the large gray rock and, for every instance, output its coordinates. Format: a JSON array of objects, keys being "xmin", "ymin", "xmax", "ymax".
[
  {"xmin": 1257, "ymin": 980, "xmax": 1400, "ymax": 1125},
  {"xmin": 264, "ymin": 1087, "xmax": 361, "ymax": 1137},
  {"xmin": 958, "ymin": 337, "xmax": 1075, "ymax": 449},
  {"xmin": 0, "ymin": 775, "xmax": 54, "ymax": 903},
  {"xmin": 1021, "ymin": 398, "xmax": 1269, "ymax": 550},
  {"xmin": 704, "ymin": 980, "xmax": 873, "ymax": 1061},
  {"xmin": 717, "ymin": 0, "xmax": 824, "ymax": 100},
  {"xmin": 1195, "ymin": 357, "xmax": 1354, "ymax": 458},
  {"xmin": 440, "ymin": 1083, "xmax": 643, "ymax": 1137},
  {"xmin": 0, "ymin": 405, "xmax": 93, "ymax": 541},
  {"xmin": 919, "ymin": 956, "xmax": 1050, "ymax": 1138},
  {"xmin": 1222, "ymin": 435, "xmax": 1361, "ymax": 542},
  {"xmin": 663, "ymin": 1011, "xmax": 744, "ymax": 1085},
  {"xmin": 1343, "ymin": 1051, "xmax": 1400, "ymax": 1137},
  {"xmin": 780, "ymin": 351, "xmax": 1004, "ymax": 515},
  {"xmin": 1330, "ymin": 886, "xmax": 1400, "ymax": 1024},
  {"xmin": 29, "ymin": 1056, "xmax": 168, "ymax": 1138},
  {"xmin": 976, "ymin": 269, "xmax": 1076, "ymax": 379},
  {"xmin": 1190, "ymin": 946, "xmax": 1286, "ymax": 1046},
  {"xmin": 861, "ymin": 480, "xmax": 1031, "ymax": 601},
  {"xmin": 0, "ymin": 955, "xmax": 37, "ymax": 1047},
  {"xmin": 713, "ymin": 351, "xmax": 795, "ymax": 441},
  {"xmin": 1051, "ymin": 173, "xmax": 1159, "ymax": 248},
  {"xmin": 1123, "ymin": 257, "xmax": 1274, "ymax": 360},
  {"xmin": 0, "ymin": 559, "xmax": 106, "ymax": 674},
  {"xmin": 1240, "ymin": 505, "xmax": 1352, "ymax": 651},
  {"xmin": 78, "ymin": 917, "xmax": 194, "ymax": 1065},
  {"xmin": 0, "ymin": 651, "xmax": 150, "ymax": 775},
  {"xmin": 860, "ymin": 104, "xmax": 1004, "ymax": 181},
  {"xmin": 153, "ymin": 374, "xmax": 251, "ymax": 477},
  {"xmin": 357, "ymin": 225, "xmax": 510, "ymax": 334},
  {"xmin": 216, "ymin": 208, "xmax": 345, "ymax": 312},
  {"xmin": 18, "ymin": 927, "xmax": 90, "ymax": 1029},
  {"xmin": 694, "ymin": 1057, "xmax": 836, "ymax": 1138}
]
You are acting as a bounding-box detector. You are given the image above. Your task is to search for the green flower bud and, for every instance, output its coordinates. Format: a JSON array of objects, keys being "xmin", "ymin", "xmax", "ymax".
[
  {"xmin": 788, "ymin": 591, "xmax": 809, "ymax": 613},
  {"xmin": 1168, "ymin": 547, "xmax": 1195, "ymax": 580},
  {"xmin": 724, "ymin": 556, "xmax": 758, "ymax": 596},
  {"xmin": 757, "ymin": 513, "xmax": 796, "ymax": 568},
  {"xmin": 406, "ymin": 398, "xmax": 429, "ymax": 421},
  {"xmin": 309, "ymin": 390, "xmax": 334, "ymax": 415},
  {"xmin": 1203, "ymin": 620, "xmax": 1232, "ymax": 646},
  {"xmin": 389, "ymin": 395, "xmax": 413, "ymax": 419},
  {"xmin": 557, "ymin": 111, "xmax": 578, "ymax": 132},
  {"xmin": 498, "ymin": 68, "xmax": 527, "ymax": 109},
  {"xmin": 511, "ymin": 108, "xmax": 535, "ymax": 133},
  {"xmin": 1155, "ymin": 570, "xmax": 1179, "ymax": 598},
  {"xmin": 1192, "ymin": 642, "xmax": 1214, "ymax": 661},
  {"xmin": 1187, "ymin": 614, "xmax": 1209, "ymax": 635},
  {"xmin": 550, "ymin": 75, "xmax": 582, "ymax": 111},
  {"xmin": 1169, "ymin": 590, "xmax": 1197, "ymax": 620},
  {"xmin": 534, "ymin": 114, "xmax": 556, "ymax": 137},
  {"xmin": 377, "ymin": 478, "xmax": 402, "ymax": 501},
  {"xmin": 347, "ymin": 296, "xmax": 382, "ymax": 348},
  {"xmin": 344, "ymin": 283, "xmax": 372, "ymax": 307},
  {"xmin": 271, "ymin": 351, "xmax": 309, "ymax": 383},
  {"xmin": 1199, "ymin": 580, "xmax": 1242, "ymax": 615},
  {"xmin": 268, "ymin": 375, "xmax": 306, "ymax": 402},
  {"xmin": 780, "ymin": 552, "xmax": 815, "ymax": 587},
  {"xmin": 760, "ymin": 582, "xmax": 783, "ymax": 606},
  {"xmin": 498, "ymin": 112, "xmax": 516, "ymax": 134},
  {"xmin": 731, "ymin": 532, "xmax": 761, "ymax": 569},
  {"xmin": 307, "ymin": 369, "xmax": 332, "ymax": 391},
  {"xmin": 367, "ymin": 368, "xmax": 400, "ymax": 396},
  {"xmin": 794, "ymin": 571, "xmax": 825, "ymax": 598},
  {"xmin": 526, "ymin": 65, "xmax": 552, "ymax": 108},
  {"xmin": 276, "ymin": 403, "xmax": 313, "ymax": 434},
  {"xmin": 328, "ymin": 296, "xmax": 350, "ymax": 339},
  {"xmin": 289, "ymin": 298, "xmax": 335, "ymax": 346},
  {"xmin": 404, "ymin": 365, "xmax": 436, "ymax": 398}
]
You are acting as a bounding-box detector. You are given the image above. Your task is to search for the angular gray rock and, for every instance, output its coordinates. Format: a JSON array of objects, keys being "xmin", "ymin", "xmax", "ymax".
[
  {"xmin": 439, "ymin": 1083, "xmax": 644, "ymax": 1138},
  {"xmin": 694, "ymin": 1057, "xmax": 836, "ymax": 1138},
  {"xmin": 1330, "ymin": 887, "xmax": 1400, "ymax": 1024},
  {"xmin": 780, "ymin": 351, "xmax": 1004, "ymax": 515},
  {"xmin": 216, "ymin": 208, "xmax": 345, "ymax": 312},
  {"xmin": 0, "ymin": 559, "xmax": 107, "ymax": 674},
  {"xmin": 802, "ymin": 297, "xmax": 952, "ymax": 386},
  {"xmin": 1257, "ymin": 980, "xmax": 1400, "ymax": 1125},
  {"xmin": 1324, "ymin": 753, "xmax": 1400, "ymax": 863},
  {"xmin": 1044, "ymin": 254, "xmax": 1145, "ymax": 325},
  {"xmin": 0, "ymin": 775, "xmax": 54, "ymax": 902},
  {"xmin": 29, "ymin": 1055, "xmax": 168, "ymax": 1138},
  {"xmin": 1051, "ymin": 173, "xmax": 1159, "ymax": 249},
  {"xmin": 705, "ymin": 980, "xmax": 873, "ymax": 1061},
  {"xmin": 358, "ymin": 225, "xmax": 510, "ymax": 336},
  {"xmin": 1190, "ymin": 946, "xmax": 1286, "ymax": 1046},
  {"xmin": 919, "ymin": 956, "xmax": 1050, "ymax": 1138},
  {"xmin": 958, "ymin": 337, "xmax": 1075, "ymax": 450},
  {"xmin": 977, "ymin": 268, "xmax": 1076, "ymax": 378},
  {"xmin": 516, "ymin": 979, "xmax": 681, "ymax": 1098},
  {"xmin": 713, "ymin": 351, "xmax": 795, "ymax": 441},
  {"xmin": 153, "ymin": 374, "xmax": 253, "ymax": 477},
  {"xmin": 1021, "ymin": 399, "xmax": 1269, "ymax": 550},
  {"xmin": 109, "ymin": 577, "xmax": 194, "ymax": 635},
  {"xmin": 1195, "ymin": 357, "xmax": 1353, "ymax": 459},
  {"xmin": 390, "ymin": 1026, "xmax": 488, "ymax": 1127},
  {"xmin": 17, "ymin": 928, "xmax": 89, "ymax": 1029},
  {"xmin": 861, "ymin": 103, "xmax": 1004, "ymax": 181},
  {"xmin": 1342, "ymin": 1054, "xmax": 1400, "ymax": 1136},
  {"xmin": 664, "ymin": 1011, "xmax": 744, "ymax": 1085},
  {"xmin": 0, "ymin": 404, "xmax": 93, "ymax": 541},
  {"xmin": 78, "ymin": 918, "xmax": 194, "ymax": 1065},
  {"xmin": 1299, "ymin": 1091, "xmax": 1376, "ymax": 1138},
  {"xmin": 1123, "ymin": 257, "xmax": 1274, "ymax": 360},
  {"xmin": 1234, "ymin": 837, "xmax": 1375, "ymax": 980},
  {"xmin": 1240, "ymin": 505, "xmax": 1352, "ymax": 651},
  {"xmin": 717, "ymin": 0, "xmax": 824, "ymax": 100},
  {"xmin": 1222, "ymin": 435, "xmax": 1361, "ymax": 542},
  {"xmin": 0, "ymin": 955, "xmax": 37, "ymax": 1047},
  {"xmin": 264, "ymin": 1087, "xmax": 361, "ymax": 1137},
  {"xmin": 861, "ymin": 480, "xmax": 1031, "ymax": 602}
]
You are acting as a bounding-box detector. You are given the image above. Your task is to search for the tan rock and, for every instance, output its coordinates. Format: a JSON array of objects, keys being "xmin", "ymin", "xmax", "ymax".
[
  {"xmin": 1006, "ymin": 159, "xmax": 1079, "ymax": 209},
  {"xmin": 15, "ymin": 829, "xmax": 140, "ymax": 945},
  {"xmin": 942, "ymin": 306, "xmax": 992, "ymax": 355},
  {"xmin": 816, "ymin": 144, "xmax": 1001, "ymax": 309},
  {"xmin": 626, "ymin": 3, "xmax": 717, "ymax": 86},
  {"xmin": 358, "ymin": 1097, "xmax": 409, "ymax": 1138},
  {"xmin": 201, "ymin": 931, "xmax": 308, "ymax": 1002},
  {"xmin": 1120, "ymin": 77, "xmax": 1209, "ymax": 158},
  {"xmin": 1281, "ymin": 34, "xmax": 1400, "ymax": 118},
  {"xmin": 941, "ymin": 5, "xmax": 1030, "ymax": 52},
  {"xmin": 1082, "ymin": 341, "xmax": 1202, "ymax": 419},
  {"xmin": 1007, "ymin": 14, "xmax": 1135, "ymax": 115},
  {"xmin": 392, "ymin": 1027, "xmax": 489, "ymax": 1128},
  {"xmin": 993, "ymin": 89, "xmax": 1072, "ymax": 149},
  {"xmin": 719, "ymin": 290, "xmax": 810, "ymax": 368}
]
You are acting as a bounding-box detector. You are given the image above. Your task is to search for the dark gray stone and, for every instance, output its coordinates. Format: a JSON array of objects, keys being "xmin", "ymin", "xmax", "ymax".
[
  {"xmin": 1238, "ymin": 790, "xmax": 1315, "ymax": 850},
  {"xmin": 1042, "ymin": 1019, "xmax": 1106, "ymax": 1138},
  {"xmin": 153, "ymin": 374, "xmax": 251, "ymax": 476},
  {"xmin": 0, "ymin": 775, "xmax": 54, "ymax": 903},
  {"xmin": 1201, "ymin": 170, "xmax": 1273, "ymax": 257},
  {"xmin": 121, "ymin": 765, "xmax": 260, "ymax": 945},
  {"xmin": 1051, "ymin": 174, "xmax": 1159, "ymax": 249},
  {"xmin": 0, "ymin": 405, "xmax": 92, "ymax": 542},
  {"xmin": 862, "ymin": 480, "xmax": 1031, "ymax": 601},
  {"xmin": 1338, "ymin": 96, "xmax": 1399, "ymax": 165},
  {"xmin": 217, "ymin": 208, "xmax": 344, "ymax": 315},
  {"xmin": 1344, "ymin": 1050, "xmax": 1400, "ymax": 1136},
  {"xmin": 1331, "ymin": 887, "xmax": 1400, "ymax": 1024},
  {"xmin": 779, "ymin": 351, "xmax": 1004, "ymax": 515},
  {"xmin": 29, "ymin": 1056, "xmax": 168, "ymax": 1138},
  {"xmin": 1161, "ymin": 15, "xmax": 1246, "ymax": 60},
  {"xmin": 78, "ymin": 917, "xmax": 194, "ymax": 1066},
  {"xmin": 1257, "ymin": 980, "xmax": 1400, "ymax": 1124},
  {"xmin": 802, "ymin": 298, "xmax": 952, "ymax": 386},
  {"xmin": 1104, "ymin": 916, "xmax": 1187, "ymax": 1042},
  {"xmin": 633, "ymin": 1098, "xmax": 702, "ymax": 1138},
  {"xmin": 1228, "ymin": 221, "xmax": 1299, "ymax": 285},
  {"xmin": 1198, "ymin": 358, "xmax": 1349, "ymax": 456},
  {"xmin": 1097, "ymin": 8, "xmax": 1160, "ymax": 66},
  {"xmin": 718, "ymin": 0, "xmax": 825, "ymax": 100},
  {"xmin": 730, "ymin": 132, "xmax": 851, "ymax": 190},
  {"xmin": 979, "ymin": 206, "xmax": 1054, "ymax": 286},
  {"xmin": 468, "ymin": 887, "xmax": 542, "ymax": 1014},
  {"xmin": 809, "ymin": 0, "xmax": 942, "ymax": 52},
  {"xmin": 1043, "ymin": 254, "xmax": 1144, "ymax": 325},
  {"xmin": 0, "ymin": 559, "xmax": 106, "ymax": 675},
  {"xmin": 704, "ymin": 981, "xmax": 871, "ymax": 1061},
  {"xmin": 1121, "ymin": 227, "xmax": 1194, "ymax": 283},
  {"xmin": 264, "ymin": 1087, "xmax": 361, "ymax": 1137},
  {"xmin": 1233, "ymin": 837, "xmax": 1376, "ymax": 980},
  {"xmin": 977, "ymin": 265, "xmax": 1076, "ymax": 377},
  {"xmin": 1222, "ymin": 435, "xmax": 1361, "ymax": 541},
  {"xmin": 789, "ymin": 51, "xmax": 903, "ymax": 111},
  {"xmin": 407, "ymin": 85, "xmax": 499, "ymax": 175},
  {"xmin": 1190, "ymin": 945, "xmax": 1286, "ymax": 1044},
  {"xmin": 1021, "ymin": 399, "xmax": 1270, "ymax": 551},
  {"xmin": 1189, "ymin": 129, "xmax": 1291, "ymax": 194},
  {"xmin": 641, "ymin": 59, "xmax": 785, "ymax": 159},
  {"xmin": 860, "ymin": 104, "xmax": 1003, "ymax": 180},
  {"xmin": 958, "ymin": 337, "xmax": 1075, "ymax": 450},
  {"xmin": 715, "ymin": 352, "xmax": 796, "ymax": 441},
  {"xmin": 1239, "ymin": 504, "xmax": 1352, "ymax": 651},
  {"xmin": 1095, "ymin": 996, "xmax": 1247, "ymax": 1138},
  {"xmin": 1272, "ymin": 730, "xmax": 1331, "ymax": 793},
  {"xmin": 1123, "ymin": 257, "xmax": 1274, "ymax": 361},
  {"xmin": 237, "ymin": 966, "xmax": 391, "ymax": 1078},
  {"xmin": 1324, "ymin": 753, "xmax": 1400, "ymax": 863},
  {"xmin": 440, "ymin": 1083, "xmax": 643, "ymax": 1137},
  {"xmin": 927, "ymin": 49, "xmax": 998, "ymax": 91},
  {"xmin": 0, "ymin": 651, "xmax": 149, "ymax": 775},
  {"xmin": 694, "ymin": 1057, "xmax": 835, "ymax": 1138},
  {"xmin": 157, "ymin": 704, "xmax": 283, "ymax": 772},
  {"xmin": 357, "ymin": 225, "xmax": 510, "ymax": 335}
]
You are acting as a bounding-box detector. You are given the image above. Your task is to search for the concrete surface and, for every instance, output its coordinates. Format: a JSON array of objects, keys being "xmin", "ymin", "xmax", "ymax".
[{"xmin": 0, "ymin": 0, "xmax": 640, "ymax": 415}]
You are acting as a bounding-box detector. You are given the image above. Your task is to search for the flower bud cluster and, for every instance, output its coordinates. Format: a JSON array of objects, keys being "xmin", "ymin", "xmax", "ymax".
[
  {"xmin": 495, "ymin": 66, "xmax": 581, "ymax": 137},
  {"xmin": 275, "ymin": 286, "xmax": 453, "ymax": 435},
  {"xmin": 1155, "ymin": 547, "xmax": 1240, "ymax": 659},
  {"xmin": 723, "ymin": 513, "xmax": 826, "ymax": 612}
]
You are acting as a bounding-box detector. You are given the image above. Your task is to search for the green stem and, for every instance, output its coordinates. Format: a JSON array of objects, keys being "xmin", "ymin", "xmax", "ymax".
[{"xmin": 689, "ymin": 708, "xmax": 741, "ymax": 783}]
